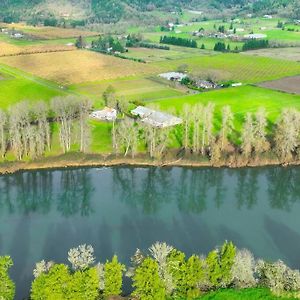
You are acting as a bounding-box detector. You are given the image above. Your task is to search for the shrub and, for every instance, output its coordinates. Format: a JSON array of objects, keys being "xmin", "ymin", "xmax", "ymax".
[
  {"xmin": 132, "ymin": 257, "xmax": 166, "ymax": 300},
  {"xmin": 232, "ymin": 249, "xmax": 256, "ymax": 288},
  {"xmin": 104, "ymin": 255, "xmax": 126, "ymax": 297},
  {"xmin": 0, "ymin": 256, "xmax": 15, "ymax": 300}
]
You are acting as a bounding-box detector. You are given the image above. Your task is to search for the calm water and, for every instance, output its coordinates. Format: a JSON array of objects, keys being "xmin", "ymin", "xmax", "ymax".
[{"xmin": 0, "ymin": 166, "xmax": 300, "ymax": 299}]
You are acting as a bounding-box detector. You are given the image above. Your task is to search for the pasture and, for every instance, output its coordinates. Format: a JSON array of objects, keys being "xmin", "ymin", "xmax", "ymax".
[
  {"xmin": 0, "ymin": 64, "xmax": 65, "ymax": 108},
  {"xmin": 70, "ymin": 76, "xmax": 186, "ymax": 106},
  {"xmin": 153, "ymin": 53, "xmax": 300, "ymax": 83},
  {"xmin": 149, "ymin": 85, "xmax": 300, "ymax": 129},
  {"xmin": 0, "ymin": 50, "xmax": 158, "ymax": 85}
]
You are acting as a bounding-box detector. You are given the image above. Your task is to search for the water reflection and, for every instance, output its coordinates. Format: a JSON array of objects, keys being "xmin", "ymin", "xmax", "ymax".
[{"xmin": 1, "ymin": 167, "xmax": 300, "ymax": 216}]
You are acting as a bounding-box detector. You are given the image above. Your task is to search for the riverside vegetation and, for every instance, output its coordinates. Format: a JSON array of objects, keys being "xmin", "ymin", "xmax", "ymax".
[
  {"xmin": 1, "ymin": 241, "xmax": 300, "ymax": 300},
  {"xmin": 0, "ymin": 94, "xmax": 300, "ymax": 169}
]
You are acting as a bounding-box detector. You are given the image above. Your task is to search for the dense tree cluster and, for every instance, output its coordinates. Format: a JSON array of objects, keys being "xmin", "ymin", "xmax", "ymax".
[
  {"xmin": 0, "ymin": 97, "xmax": 91, "ymax": 160},
  {"xmin": 242, "ymin": 39, "xmax": 269, "ymax": 51},
  {"xmin": 91, "ymin": 35, "xmax": 126, "ymax": 53},
  {"xmin": 2, "ymin": 241, "xmax": 300, "ymax": 299},
  {"xmin": 160, "ymin": 36, "xmax": 198, "ymax": 48}
]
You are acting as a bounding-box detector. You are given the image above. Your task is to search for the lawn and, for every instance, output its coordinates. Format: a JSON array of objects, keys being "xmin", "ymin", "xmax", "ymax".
[
  {"xmin": 150, "ymin": 85, "xmax": 300, "ymax": 129},
  {"xmin": 0, "ymin": 50, "xmax": 158, "ymax": 85},
  {"xmin": 153, "ymin": 53, "xmax": 300, "ymax": 83},
  {"xmin": 198, "ymin": 288, "xmax": 298, "ymax": 300},
  {"xmin": 0, "ymin": 64, "xmax": 65, "ymax": 108}
]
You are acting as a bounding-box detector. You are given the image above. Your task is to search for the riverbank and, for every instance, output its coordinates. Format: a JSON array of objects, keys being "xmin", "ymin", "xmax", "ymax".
[{"xmin": 0, "ymin": 152, "xmax": 299, "ymax": 175}]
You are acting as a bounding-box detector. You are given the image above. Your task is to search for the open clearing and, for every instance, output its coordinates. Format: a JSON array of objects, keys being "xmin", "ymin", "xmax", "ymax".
[
  {"xmin": 0, "ymin": 50, "xmax": 158, "ymax": 85},
  {"xmin": 242, "ymin": 47, "xmax": 300, "ymax": 62},
  {"xmin": 0, "ymin": 23, "xmax": 99, "ymax": 39},
  {"xmin": 257, "ymin": 75, "xmax": 300, "ymax": 95}
]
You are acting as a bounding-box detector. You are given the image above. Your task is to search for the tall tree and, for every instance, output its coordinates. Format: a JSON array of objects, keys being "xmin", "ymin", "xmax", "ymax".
[
  {"xmin": 220, "ymin": 105, "xmax": 234, "ymax": 150},
  {"xmin": 253, "ymin": 107, "xmax": 269, "ymax": 156},
  {"xmin": 78, "ymin": 98, "xmax": 92, "ymax": 153},
  {"xmin": 241, "ymin": 113, "xmax": 255, "ymax": 158},
  {"xmin": 0, "ymin": 109, "xmax": 7, "ymax": 158},
  {"xmin": 274, "ymin": 108, "xmax": 300, "ymax": 162}
]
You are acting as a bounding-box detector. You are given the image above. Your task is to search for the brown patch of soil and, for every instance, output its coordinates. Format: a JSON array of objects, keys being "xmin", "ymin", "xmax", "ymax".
[{"xmin": 257, "ymin": 75, "xmax": 300, "ymax": 94}]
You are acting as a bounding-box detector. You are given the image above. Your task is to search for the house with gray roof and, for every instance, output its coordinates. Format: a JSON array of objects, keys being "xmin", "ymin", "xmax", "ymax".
[{"xmin": 131, "ymin": 106, "xmax": 182, "ymax": 128}]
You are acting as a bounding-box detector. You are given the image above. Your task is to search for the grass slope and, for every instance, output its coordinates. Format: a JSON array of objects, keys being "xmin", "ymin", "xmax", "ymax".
[{"xmin": 0, "ymin": 64, "xmax": 65, "ymax": 108}]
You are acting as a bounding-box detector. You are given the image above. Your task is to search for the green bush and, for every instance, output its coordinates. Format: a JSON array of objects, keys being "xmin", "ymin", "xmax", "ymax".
[{"xmin": 0, "ymin": 256, "xmax": 15, "ymax": 300}]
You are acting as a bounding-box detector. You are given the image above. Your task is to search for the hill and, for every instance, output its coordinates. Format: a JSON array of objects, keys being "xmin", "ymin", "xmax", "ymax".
[{"xmin": 0, "ymin": 0, "xmax": 299, "ymax": 24}]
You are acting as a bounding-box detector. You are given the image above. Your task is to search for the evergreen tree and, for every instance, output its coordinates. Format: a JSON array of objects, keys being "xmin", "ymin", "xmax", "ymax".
[
  {"xmin": 132, "ymin": 257, "xmax": 166, "ymax": 300},
  {"xmin": 104, "ymin": 255, "xmax": 126, "ymax": 297},
  {"xmin": 0, "ymin": 256, "xmax": 15, "ymax": 300}
]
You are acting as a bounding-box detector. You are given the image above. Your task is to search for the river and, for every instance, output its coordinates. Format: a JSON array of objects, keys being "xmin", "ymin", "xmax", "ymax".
[{"xmin": 0, "ymin": 166, "xmax": 299, "ymax": 299}]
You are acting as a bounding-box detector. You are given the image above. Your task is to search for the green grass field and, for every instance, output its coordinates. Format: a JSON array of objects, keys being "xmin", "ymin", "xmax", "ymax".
[
  {"xmin": 150, "ymin": 85, "xmax": 300, "ymax": 129},
  {"xmin": 198, "ymin": 288, "xmax": 298, "ymax": 300},
  {"xmin": 0, "ymin": 64, "xmax": 65, "ymax": 108}
]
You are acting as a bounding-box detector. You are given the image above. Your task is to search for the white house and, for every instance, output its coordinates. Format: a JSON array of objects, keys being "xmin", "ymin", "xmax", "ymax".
[
  {"xmin": 132, "ymin": 106, "xmax": 182, "ymax": 128},
  {"xmin": 159, "ymin": 72, "xmax": 187, "ymax": 82},
  {"xmin": 90, "ymin": 107, "xmax": 117, "ymax": 121}
]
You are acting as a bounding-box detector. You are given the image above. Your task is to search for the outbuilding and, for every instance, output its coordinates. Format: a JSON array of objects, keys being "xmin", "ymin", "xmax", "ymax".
[{"xmin": 90, "ymin": 107, "xmax": 117, "ymax": 121}]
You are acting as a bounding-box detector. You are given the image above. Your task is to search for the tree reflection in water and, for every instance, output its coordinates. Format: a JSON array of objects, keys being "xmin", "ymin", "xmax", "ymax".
[{"xmin": 0, "ymin": 166, "xmax": 300, "ymax": 216}]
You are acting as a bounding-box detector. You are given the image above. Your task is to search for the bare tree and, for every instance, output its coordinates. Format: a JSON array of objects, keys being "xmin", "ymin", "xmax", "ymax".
[
  {"xmin": 34, "ymin": 101, "xmax": 51, "ymax": 155},
  {"xmin": 51, "ymin": 96, "xmax": 78, "ymax": 153},
  {"xmin": 115, "ymin": 118, "xmax": 139, "ymax": 157},
  {"xmin": 274, "ymin": 108, "xmax": 300, "ymax": 162},
  {"xmin": 181, "ymin": 104, "xmax": 192, "ymax": 151},
  {"xmin": 9, "ymin": 101, "xmax": 31, "ymax": 160},
  {"xmin": 241, "ymin": 113, "xmax": 255, "ymax": 159},
  {"xmin": 143, "ymin": 125, "xmax": 170, "ymax": 159},
  {"xmin": 78, "ymin": 98, "xmax": 92, "ymax": 153},
  {"xmin": 220, "ymin": 105, "xmax": 234, "ymax": 150},
  {"xmin": 202, "ymin": 102, "xmax": 215, "ymax": 155},
  {"xmin": 0, "ymin": 109, "xmax": 7, "ymax": 158},
  {"xmin": 253, "ymin": 108, "xmax": 269, "ymax": 156},
  {"xmin": 192, "ymin": 104, "xmax": 203, "ymax": 154}
]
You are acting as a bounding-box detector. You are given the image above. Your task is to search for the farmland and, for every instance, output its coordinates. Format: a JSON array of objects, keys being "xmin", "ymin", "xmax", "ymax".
[{"xmin": 0, "ymin": 50, "xmax": 158, "ymax": 84}]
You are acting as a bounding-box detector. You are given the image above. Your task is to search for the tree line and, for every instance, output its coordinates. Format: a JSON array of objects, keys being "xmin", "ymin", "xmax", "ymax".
[
  {"xmin": 2, "ymin": 241, "xmax": 300, "ymax": 299},
  {"xmin": 160, "ymin": 36, "xmax": 198, "ymax": 48},
  {"xmin": 0, "ymin": 96, "xmax": 92, "ymax": 160},
  {"xmin": 242, "ymin": 39, "xmax": 269, "ymax": 51},
  {"xmin": 112, "ymin": 103, "xmax": 300, "ymax": 165},
  {"xmin": 0, "ymin": 97, "xmax": 300, "ymax": 165}
]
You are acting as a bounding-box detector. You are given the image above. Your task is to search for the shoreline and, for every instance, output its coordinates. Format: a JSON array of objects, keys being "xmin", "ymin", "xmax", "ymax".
[{"xmin": 0, "ymin": 153, "xmax": 299, "ymax": 175}]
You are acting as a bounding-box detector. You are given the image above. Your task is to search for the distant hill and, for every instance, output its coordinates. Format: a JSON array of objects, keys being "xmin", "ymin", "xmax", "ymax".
[{"xmin": 0, "ymin": 0, "xmax": 299, "ymax": 24}]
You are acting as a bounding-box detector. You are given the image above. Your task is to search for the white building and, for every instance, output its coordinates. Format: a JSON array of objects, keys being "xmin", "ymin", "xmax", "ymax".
[
  {"xmin": 132, "ymin": 106, "xmax": 182, "ymax": 128},
  {"xmin": 90, "ymin": 107, "xmax": 117, "ymax": 121},
  {"xmin": 244, "ymin": 33, "xmax": 267, "ymax": 39},
  {"xmin": 159, "ymin": 72, "xmax": 187, "ymax": 82}
]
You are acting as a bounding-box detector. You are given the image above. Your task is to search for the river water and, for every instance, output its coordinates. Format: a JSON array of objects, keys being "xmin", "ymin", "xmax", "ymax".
[{"xmin": 0, "ymin": 166, "xmax": 300, "ymax": 299}]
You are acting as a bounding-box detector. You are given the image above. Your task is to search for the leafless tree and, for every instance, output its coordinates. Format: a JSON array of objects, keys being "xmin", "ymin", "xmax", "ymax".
[
  {"xmin": 51, "ymin": 96, "xmax": 78, "ymax": 153},
  {"xmin": 241, "ymin": 113, "xmax": 255, "ymax": 158},
  {"xmin": 274, "ymin": 108, "xmax": 300, "ymax": 162},
  {"xmin": 78, "ymin": 98, "xmax": 92, "ymax": 153},
  {"xmin": 0, "ymin": 109, "xmax": 7, "ymax": 158},
  {"xmin": 202, "ymin": 102, "xmax": 215, "ymax": 155},
  {"xmin": 253, "ymin": 108, "xmax": 269, "ymax": 155},
  {"xmin": 220, "ymin": 105, "xmax": 234, "ymax": 150}
]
